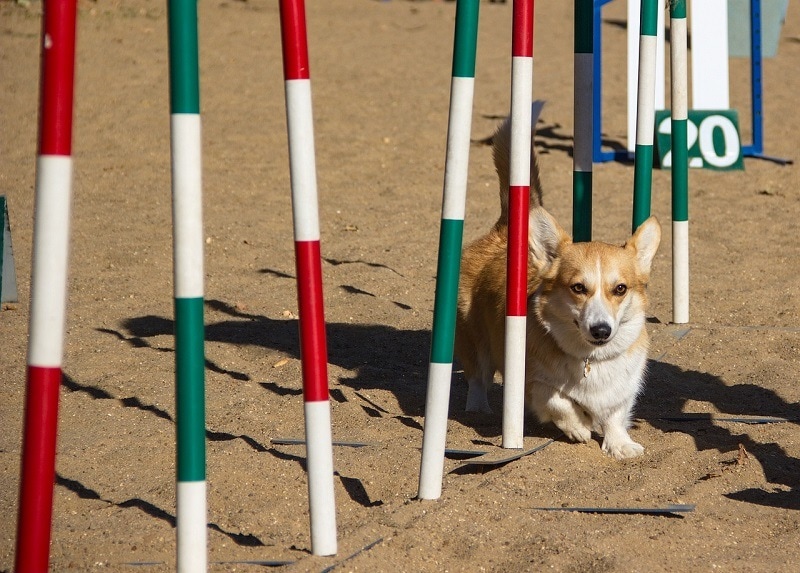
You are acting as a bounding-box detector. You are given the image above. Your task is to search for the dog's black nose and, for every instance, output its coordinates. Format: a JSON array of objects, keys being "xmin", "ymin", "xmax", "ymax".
[{"xmin": 590, "ymin": 323, "xmax": 612, "ymax": 341}]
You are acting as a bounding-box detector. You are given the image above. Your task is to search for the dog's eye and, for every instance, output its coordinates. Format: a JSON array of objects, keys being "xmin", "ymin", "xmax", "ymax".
[
  {"xmin": 570, "ymin": 283, "xmax": 587, "ymax": 295},
  {"xmin": 613, "ymin": 284, "xmax": 628, "ymax": 296}
]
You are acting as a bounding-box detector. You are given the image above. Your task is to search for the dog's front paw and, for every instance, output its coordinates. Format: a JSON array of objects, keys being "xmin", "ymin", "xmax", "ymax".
[
  {"xmin": 557, "ymin": 420, "xmax": 592, "ymax": 443},
  {"xmin": 602, "ymin": 439, "xmax": 644, "ymax": 460}
]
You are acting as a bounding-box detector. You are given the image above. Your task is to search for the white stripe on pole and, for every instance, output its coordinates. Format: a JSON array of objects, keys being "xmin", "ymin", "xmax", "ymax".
[
  {"xmin": 418, "ymin": 361, "xmax": 453, "ymax": 500},
  {"xmin": 573, "ymin": 53, "xmax": 593, "ymax": 173},
  {"xmin": 509, "ymin": 58, "xmax": 533, "ymax": 187},
  {"xmin": 304, "ymin": 400, "xmax": 337, "ymax": 556},
  {"xmin": 171, "ymin": 114, "xmax": 204, "ymax": 300},
  {"xmin": 176, "ymin": 481, "xmax": 207, "ymax": 573},
  {"xmin": 285, "ymin": 79, "xmax": 321, "ymax": 243},
  {"xmin": 502, "ymin": 315, "xmax": 527, "ymax": 449},
  {"xmin": 690, "ymin": 0, "xmax": 730, "ymax": 109},
  {"xmin": 441, "ymin": 76, "xmax": 475, "ymax": 222},
  {"xmin": 635, "ymin": 34, "xmax": 658, "ymax": 147},
  {"xmin": 626, "ymin": 0, "xmax": 666, "ymax": 153},
  {"xmin": 671, "ymin": 19, "xmax": 688, "ymax": 121},
  {"xmin": 28, "ymin": 155, "xmax": 73, "ymax": 367},
  {"xmin": 672, "ymin": 220, "xmax": 689, "ymax": 324}
]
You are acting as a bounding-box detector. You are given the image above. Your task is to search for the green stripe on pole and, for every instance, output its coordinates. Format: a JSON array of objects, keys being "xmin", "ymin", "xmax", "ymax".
[
  {"xmin": 670, "ymin": 0, "xmax": 688, "ymax": 223},
  {"xmin": 572, "ymin": 171, "xmax": 592, "ymax": 242},
  {"xmin": 640, "ymin": 0, "xmax": 658, "ymax": 37},
  {"xmin": 429, "ymin": 218, "xmax": 463, "ymax": 364},
  {"xmin": 452, "ymin": 0, "xmax": 480, "ymax": 78},
  {"xmin": 574, "ymin": 0, "xmax": 593, "ymax": 53},
  {"xmin": 632, "ymin": 144, "xmax": 653, "ymax": 230},
  {"xmin": 671, "ymin": 0, "xmax": 686, "ymax": 19},
  {"xmin": 167, "ymin": 0, "xmax": 200, "ymax": 114},
  {"xmin": 671, "ymin": 119, "xmax": 688, "ymax": 221},
  {"xmin": 175, "ymin": 296, "xmax": 205, "ymax": 482}
]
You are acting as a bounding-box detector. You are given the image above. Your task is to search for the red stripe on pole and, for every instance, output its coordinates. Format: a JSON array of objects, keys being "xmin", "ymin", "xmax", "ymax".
[
  {"xmin": 39, "ymin": 0, "xmax": 77, "ymax": 156},
  {"xmin": 512, "ymin": 0, "xmax": 534, "ymax": 58},
  {"xmin": 15, "ymin": 365, "xmax": 63, "ymax": 573},
  {"xmin": 279, "ymin": 0, "xmax": 311, "ymax": 81},
  {"xmin": 295, "ymin": 240, "xmax": 329, "ymax": 402},
  {"xmin": 506, "ymin": 186, "xmax": 530, "ymax": 317}
]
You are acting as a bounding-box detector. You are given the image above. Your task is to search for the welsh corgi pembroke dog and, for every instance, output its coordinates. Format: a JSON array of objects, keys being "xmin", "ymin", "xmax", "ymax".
[{"xmin": 454, "ymin": 115, "xmax": 661, "ymax": 460}]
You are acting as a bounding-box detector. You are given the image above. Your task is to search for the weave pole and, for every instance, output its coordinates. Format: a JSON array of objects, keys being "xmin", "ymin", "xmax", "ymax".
[
  {"xmin": 14, "ymin": 1, "xmax": 77, "ymax": 571},
  {"xmin": 670, "ymin": 0, "xmax": 689, "ymax": 324},
  {"xmin": 279, "ymin": 0, "xmax": 337, "ymax": 555},
  {"xmin": 502, "ymin": 0, "xmax": 534, "ymax": 450},
  {"xmin": 573, "ymin": 0, "xmax": 593, "ymax": 242},
  {"xmin": 167, "ymin": 1, "xmax": 207, "ymax": 570},
  {"xmin": 631, "ymin": 0, "xmax": 658, "ymax": 231},
  {"xmin": 418, "ymin": 0, "xmax": 480, "ymax": 501}
]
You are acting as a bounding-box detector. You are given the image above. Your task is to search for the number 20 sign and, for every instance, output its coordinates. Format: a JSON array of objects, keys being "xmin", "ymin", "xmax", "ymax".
[{"xmin": 655, "ymin": 110, "xmax": 744, "ymax": 170}]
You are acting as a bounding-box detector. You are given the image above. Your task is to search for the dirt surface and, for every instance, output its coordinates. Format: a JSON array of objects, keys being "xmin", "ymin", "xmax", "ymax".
[{"xmin": 2, "ymin": 0, "xmax": 799, "ymax": 571}]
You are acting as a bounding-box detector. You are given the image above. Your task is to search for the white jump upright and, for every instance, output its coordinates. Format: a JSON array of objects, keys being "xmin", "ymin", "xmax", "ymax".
[{"xmin": 690, "ymin": 0, "xmax": 730, "ymax": 109}]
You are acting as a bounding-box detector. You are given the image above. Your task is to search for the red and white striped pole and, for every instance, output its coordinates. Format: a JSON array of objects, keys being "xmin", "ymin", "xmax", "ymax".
[
  {"xmin": 503, "ymin": 0, "xmax": 534, "ymax": 450},
  {"xmin": 279, "ymin": 0, "xmax": 337, "ymax": 556},
  {"xmin": 15, "ymin": 1, "xmax": 78, "ymax": 571}
]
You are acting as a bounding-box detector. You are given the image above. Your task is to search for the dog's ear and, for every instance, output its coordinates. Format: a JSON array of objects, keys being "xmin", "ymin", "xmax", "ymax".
[
  {"xmin": 628, "ymin": 216, "xmax": 662, "ymax": 272},
  {"xmin": 528, "ymin": 207, "xmax": 569, "ymax": 269}
]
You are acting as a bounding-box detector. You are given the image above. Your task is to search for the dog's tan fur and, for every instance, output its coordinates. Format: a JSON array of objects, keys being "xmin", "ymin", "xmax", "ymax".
[{"xmin": 454, "ymin": 117, "xmax": 661, "ymax": 459}]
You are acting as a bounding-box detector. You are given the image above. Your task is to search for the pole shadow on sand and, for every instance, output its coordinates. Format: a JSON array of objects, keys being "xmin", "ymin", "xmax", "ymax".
[{"xmin": 94, "ymin": 297, "xmax": 800, "ymax": 512}]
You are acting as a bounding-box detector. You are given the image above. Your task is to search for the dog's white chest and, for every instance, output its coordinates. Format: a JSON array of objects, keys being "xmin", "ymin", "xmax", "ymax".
[{"xmin": 564, "ymin": 349, "xmax": 646, "ymax": 411}]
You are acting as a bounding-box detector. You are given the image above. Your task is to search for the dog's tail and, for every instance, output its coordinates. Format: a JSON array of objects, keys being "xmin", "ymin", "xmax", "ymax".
[{"xmin": 492, "ymin": 101, "xmax": 544, "ymax": 226}]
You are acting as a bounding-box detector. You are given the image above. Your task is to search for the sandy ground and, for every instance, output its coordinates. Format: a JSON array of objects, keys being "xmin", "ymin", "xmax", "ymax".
[{"xmin": 2, "ymin": 0, "xmax": 800, "ymax": 571}]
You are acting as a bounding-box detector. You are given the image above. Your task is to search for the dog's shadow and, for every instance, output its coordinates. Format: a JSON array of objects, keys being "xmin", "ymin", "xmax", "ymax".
[
  {"xmin": 639, "ymin": 360, "xmax": 800, "ymax": 510},
  {"xmin": 111, "ymin": 298, "xmax": 442, "ymax": 421}
]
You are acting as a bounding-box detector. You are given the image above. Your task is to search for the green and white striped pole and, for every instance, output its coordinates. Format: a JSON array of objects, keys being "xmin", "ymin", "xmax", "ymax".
[
  {"xmin": 631, "ymin": 0, "xmax": 658, "ymax": 231},
  {"xmin": 418, "ymin": 0, "xmax": 479, "ymax": 501},
  {"xmin": 573, "ymin": 0, "xmax": 593, "ymax": 242},
  {"xmin": 167, "ymin": 1, "xmax": 207, "ymax": 570},
  {"xmin": 670, "ymin": 0, "xmax": 689, "ymax": 323}
]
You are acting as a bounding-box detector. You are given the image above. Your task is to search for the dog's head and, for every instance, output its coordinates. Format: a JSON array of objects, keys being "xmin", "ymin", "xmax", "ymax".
[{"xmin": 528, "ymin": 207, "xmax": 661, "ymax": 359}]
